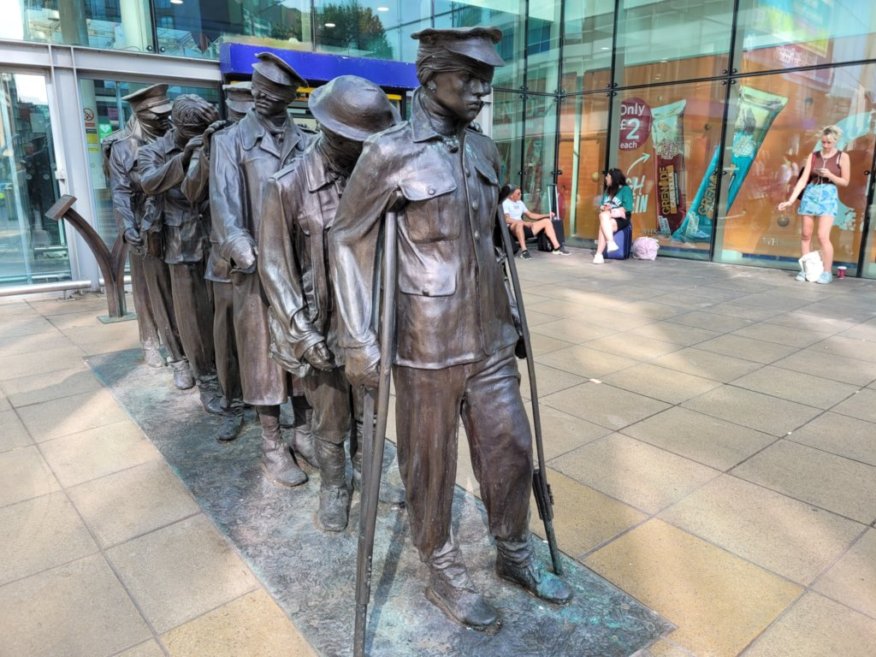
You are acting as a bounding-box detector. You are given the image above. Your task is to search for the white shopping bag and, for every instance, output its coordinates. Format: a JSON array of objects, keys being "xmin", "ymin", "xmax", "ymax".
[{"xmin": 798, "ymin": 251, "xmax": 823, "ymax": 282}]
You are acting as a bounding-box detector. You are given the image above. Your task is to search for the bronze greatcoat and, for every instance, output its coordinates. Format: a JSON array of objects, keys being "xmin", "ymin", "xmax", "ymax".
[
  {"xmin": 210, "ymin": 110, "xmax": 313, "ymax": 406},
  {"xmin": 260, "ymin": 138, "xmax": 349, "ymax": 445},
  {"xmin": 331, "ymin": 90, "xmax": 530, "ymax": 563},
  {"xmin": 108, "ymin": 127, "xmax": 184, "ymax": 363}
]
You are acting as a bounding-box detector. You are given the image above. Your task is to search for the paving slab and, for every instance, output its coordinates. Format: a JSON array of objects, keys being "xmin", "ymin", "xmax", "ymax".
[
  {"xmin": 732, "ymin": 440, "xmax": 876, "ymax": 524},
  {"xmin": 743, "ymin": 592, "xmax": 876, "ymax": 657},
  {"xmin": 586, "ymin": 519, "xmax": 802, "ymax": 657},
  {"xmin": 0, "ymin": 554, "xmax": 151, "ymax": 657},
  {"xmin": 659, "ymin": 475, "xmax": 864, "ymax": 585},
  {"xmin": 811, "ymin": 528, "xmax": 876, "ymax": 620}
]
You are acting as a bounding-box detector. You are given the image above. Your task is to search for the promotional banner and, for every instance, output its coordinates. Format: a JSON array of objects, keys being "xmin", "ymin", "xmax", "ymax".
[
  {"xmin": 673, "ymin": 86, "xmax": 788, "ymax": 242},
  {"xmin": 651, "ymin": 100, "xmax": 687, "ymax": 234}
]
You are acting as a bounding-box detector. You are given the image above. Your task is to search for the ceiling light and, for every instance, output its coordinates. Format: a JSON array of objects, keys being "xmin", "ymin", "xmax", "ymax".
[
  {"xmin": 170, "ymin": 0, "xmax": 183, "ymax": 4},
  {"xmin": 377, "ymin": 5, "xmax": 390, "ymax": 11},
  {"xmin": 324, "ymin": 22, "xmax": 336, "ymax": 28}
]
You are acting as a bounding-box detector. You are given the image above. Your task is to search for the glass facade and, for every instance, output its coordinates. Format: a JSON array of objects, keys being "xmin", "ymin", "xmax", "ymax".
[{"xmin": 3, "ymin": 0, "xmax": 876, "ymax": 283}]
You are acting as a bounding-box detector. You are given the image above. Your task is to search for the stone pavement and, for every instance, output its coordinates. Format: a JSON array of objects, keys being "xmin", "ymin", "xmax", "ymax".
[{"xmin": 1, "ymin": 251, "xmax": 875, "ymax": 657}]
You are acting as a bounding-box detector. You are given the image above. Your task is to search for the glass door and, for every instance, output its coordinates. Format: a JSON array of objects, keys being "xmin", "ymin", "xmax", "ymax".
[{"xmin": 0, "ymin": 72, "xmax": 68, "ymax": 286}]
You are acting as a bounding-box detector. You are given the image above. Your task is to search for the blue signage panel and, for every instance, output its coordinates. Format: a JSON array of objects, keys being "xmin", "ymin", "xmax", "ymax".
[{"xmin": 220, "ymin": 43, "xmax": 419, "ymax": 90}]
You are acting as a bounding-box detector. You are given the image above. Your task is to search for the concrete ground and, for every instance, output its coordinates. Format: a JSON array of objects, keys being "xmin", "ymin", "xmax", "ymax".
[{"xmin": 1, "ymin": 251, "xmax": 875, "ymax": 657}]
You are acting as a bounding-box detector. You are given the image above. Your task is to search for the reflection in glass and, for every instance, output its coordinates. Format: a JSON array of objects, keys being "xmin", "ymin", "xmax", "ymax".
[
  {"xmin": 562, "ymin": 0, "xmax": 613, "ymax": 92},
  {"xmin": 11, "ymin": 0, "xmax": 154, "ymax": 52},
  {"xmin": 737, "ymin": 0, "xmax": 876, "ymax": 74},
  {"xmin": 0, "ymin": 72, "xmax": 68, "ymax": 285},
  {"xmin": 521, "ymin": 95, "xmax": 557, "ymax": 214},
  {"xmin": 615, "ymin": 0, "xmax": 731, "ymax": 87},
  {"xmin": 492, "ymin": 90, "xmax": 523, "ymax": 188},
  {"xmin": 566, "ymin": 93, "xmax": 609, "ymax": 241},
  {"xmin": 156, "ymin": 0, "xmax": 310, "ymax": 58}
]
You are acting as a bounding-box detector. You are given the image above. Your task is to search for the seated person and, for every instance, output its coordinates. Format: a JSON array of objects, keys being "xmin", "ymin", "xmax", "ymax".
[
  {"xmin": 502, "ymin": 185, "xmax": 569, "ymax": 259},
  {"xmin": 593, "ymin": 168, "xmax": 633, "ymax": 264}
]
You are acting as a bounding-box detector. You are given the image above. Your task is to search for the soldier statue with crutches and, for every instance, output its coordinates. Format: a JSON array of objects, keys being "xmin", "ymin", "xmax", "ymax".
[{"xmin": 330, "ymin": 27, "xmax": 572, "ymax": 643}]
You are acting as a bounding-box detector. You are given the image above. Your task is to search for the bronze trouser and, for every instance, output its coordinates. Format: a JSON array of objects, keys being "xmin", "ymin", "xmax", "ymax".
[
  {"xmin": 211, "ymin": 281, "xmax": 241, "ymax": 407},
  {"xmin": 301, "ymin": 367, "xmax": 351, "ymax": 446},
  {"xmin": 141, "ymin": 252, "xmax": 185, "ymax": 362},
  {"xmin": 394, "ymin": 346, "xmax": 532, "ymax": 564},
  {"xmin": 128, "ymin": 250, "xmax": 160, "ymax": 347},
  {"xmin": 168, "ymin": 260, "xmax": 215, "ymax": 380}
]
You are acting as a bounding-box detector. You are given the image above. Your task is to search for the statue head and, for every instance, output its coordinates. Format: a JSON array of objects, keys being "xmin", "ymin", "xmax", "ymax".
[
  {"xmin": 250, "ymin": 52, "xmax": 306, "ymax": 120},
  {"xmin": 412, "ymin": 27, "xmax": 503, "ymax": 124},
  {"xmin": 309, "ymin": 75, "xmax": 400, "ymax": 173},
  {"xmin": 310, "ymin": 76, "xmax": 399, "ymax": 142},
  {"xmin": 123, "ymin": 83, "xmax": 172, "ymax": 135},
  {"xmin": 222, "ymin": 82, "xmax": 254, "ymax": 123},
  {"xmin": 171, "ymin": 94, "xmax": 219, "ymax": 143}
]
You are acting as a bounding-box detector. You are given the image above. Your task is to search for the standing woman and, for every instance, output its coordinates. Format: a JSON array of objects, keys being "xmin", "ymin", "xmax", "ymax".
[
  {"xmin": 778, "ymin": 125, "xmax": 850, "ymax": 284},
  {"xmin": 593, "ymin": 167, "xmax": 633, "ymax": 264}
]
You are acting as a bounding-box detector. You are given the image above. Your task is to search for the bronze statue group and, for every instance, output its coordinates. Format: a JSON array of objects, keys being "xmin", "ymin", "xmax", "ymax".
[{"xmin": 104, "ymin": 26, "xmax": 572, "ymax": 646}]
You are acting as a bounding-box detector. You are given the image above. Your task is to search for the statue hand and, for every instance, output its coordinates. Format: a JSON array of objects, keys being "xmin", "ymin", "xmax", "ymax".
[
  {"xmin": 303, "ymin": 341, "xmax": 334, "ymax": 371},
  {"xmin": 345, "ymin": 344, "xmax": 380, "ymax": 390},
  {"xmin": 123, "ymin": 227, "xmax": 143, "ymax": 246},
  {"xmin": 230, "ymin": 241, "xmax": 257, "ymax": 273},
  {"xmin": 202, "ymin": 120, "xmax": 228, "ymax": 147}
]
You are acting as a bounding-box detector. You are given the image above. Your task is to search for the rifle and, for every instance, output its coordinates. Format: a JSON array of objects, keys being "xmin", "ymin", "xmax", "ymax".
[
  {"xmin": 495, "ymin": 202, "xmax": 563, "ymax": 576},
  {"xmin": 353, "ymin": 202, "xmax": 400, "ymax": 657}
]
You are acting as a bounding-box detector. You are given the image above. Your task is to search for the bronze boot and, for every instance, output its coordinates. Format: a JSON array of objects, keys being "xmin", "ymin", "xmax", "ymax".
[
  {"xmin": 169, "ymin": 359, "xmax": 195, "ymax": 390},
  {"xmin": 316, "ymin": 439, "xmax": 349, "ymax": 532},
  {"xmin": 259, "ymin": 411, "xmax": 307, "ymax": 487},
  {"xmin": 142, "ymin": 338, "xmax": 164, "ymax": 368},
  {"xmin": 424, "ymin": 545, "xmax": 498, "ymax": 630},
  {"xmin": 495, "ymin": 539, "xmax": 572, "ymax": 605}
]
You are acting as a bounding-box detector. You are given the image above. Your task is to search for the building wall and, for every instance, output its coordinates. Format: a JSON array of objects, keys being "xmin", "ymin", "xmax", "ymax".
[{"xmin": 1, "ymin": 1, "xmax": 876, "ymax": 286}]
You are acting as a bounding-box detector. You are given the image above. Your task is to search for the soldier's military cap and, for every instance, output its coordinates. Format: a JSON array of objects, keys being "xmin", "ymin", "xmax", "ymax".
[
  {"xmin": 123, "ymin": 83, "xmax": 172, "ymax": 114},
  {"xmin": 252, "ymin": 52, "xmax": 306, "ymax": 96},
  {"xmin": 309, "ymin": 75, "xmax": 399, "ymax": 142},
  {"xmin": 222, "ymin": 82, "xmax": 254, "ymax": 114},
  {"xmin": 411, "ymin": 27, "xmax": 504, "ymax": 67}
]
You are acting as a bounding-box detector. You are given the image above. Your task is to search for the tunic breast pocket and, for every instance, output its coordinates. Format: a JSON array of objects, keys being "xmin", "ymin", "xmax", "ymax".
[{"xmin": 399, "ymin": 178, "xmax": 458, "ymax": 243}]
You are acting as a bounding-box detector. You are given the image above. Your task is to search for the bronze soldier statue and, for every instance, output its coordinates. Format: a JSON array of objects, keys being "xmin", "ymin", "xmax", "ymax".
[
  {"xmin": 107, "ymin": 84, "xmax": 193, "ymax": 388},
  {"xmin": 139, "ymin": 94, "xmax": 222, "ymax": 414},
  {"xmin": 210, "ymin": 53, "xmax": 316, "ymax": 486},
  {"xmin": 331, "ymin": 28, "xmax": 572, "ymax": 629},
  {"xmin": 180, "ymin": 83, "xmax": 252, "ymax": 441},
  {"xmin": 259, "ymin": 75, "xmax": 399, "ymax": 531}
]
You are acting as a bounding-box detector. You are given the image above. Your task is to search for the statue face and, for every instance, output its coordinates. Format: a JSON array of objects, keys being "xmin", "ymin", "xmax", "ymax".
[
  {"xmin": 137, "ymin": 109, "xmax": 171, "ymax": 134},
  {"xmin": 251, "ymin": 82, "xmax": 291, "ymax": 119},
  {"xmin": 429, "ymin": 69, "xmax": 492, "ymax": 123}
]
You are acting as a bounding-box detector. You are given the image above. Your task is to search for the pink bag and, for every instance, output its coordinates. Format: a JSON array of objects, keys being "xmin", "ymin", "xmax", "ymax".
[{"xmin": 631, "ymin": 237, "xmax": 659, "ymax": 260}]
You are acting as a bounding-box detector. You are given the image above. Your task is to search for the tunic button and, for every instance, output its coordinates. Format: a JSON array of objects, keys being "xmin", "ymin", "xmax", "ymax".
[
  {"xmin": 471, "ymin": 200, "xmax": 479, "ymax": 210},
  {"xmin": 465, "ymin": 167, "xmax": 471, "ymax": 176},
  {"xmin": 427, "ymin": 187, "xmax": 436, "ymax": 195},
  {"xmin": 474, "ymin": 230, "xmax": 480, "ymax": 239}
]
